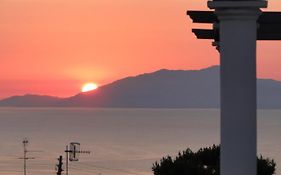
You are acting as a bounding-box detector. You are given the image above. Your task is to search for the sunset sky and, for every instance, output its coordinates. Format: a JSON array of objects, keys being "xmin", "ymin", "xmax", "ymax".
[{"xmin": 1, "ymin": 0, "xmax": 281, "ymax": 99}]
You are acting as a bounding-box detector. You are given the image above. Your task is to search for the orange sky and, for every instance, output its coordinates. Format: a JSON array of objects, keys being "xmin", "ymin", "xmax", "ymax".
[{"xmin": 1, "ymin": 0, "xmax": 281, "ymax": 99}]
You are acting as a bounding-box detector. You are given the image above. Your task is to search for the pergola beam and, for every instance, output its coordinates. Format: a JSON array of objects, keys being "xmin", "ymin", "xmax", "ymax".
[
  {"xmin": 192, "ymin": 29, "xmax": 281, "ymax": 40},
  {"xmin": 187, "ymin": 11, "xmax": 217, "ymax": 23},
  {"xmin": 187, "ymin": 10, "xmax": 281, "ymax": 25}
]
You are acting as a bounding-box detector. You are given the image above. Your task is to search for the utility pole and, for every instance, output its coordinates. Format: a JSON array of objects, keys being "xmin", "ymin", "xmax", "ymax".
[
  {"xmin": 56, "ymin": 156, "xmax": 64, "ymax": 175},
  {"xmin": 23, "ymin": 139, "xmax": 27, "ymax": 175},
  {"xmin": 19, "ymin": 138, "xmax": 35, "ymax": 175},
  {"xmin": 65, "ymin": 145, "xmax": 69, "ymax": 175}
]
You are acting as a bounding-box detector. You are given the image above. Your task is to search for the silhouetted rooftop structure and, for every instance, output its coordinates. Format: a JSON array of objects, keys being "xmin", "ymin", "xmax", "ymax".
[{"xmin": 187, "ymin": 11, "xmax": 281, "ymax": 41}]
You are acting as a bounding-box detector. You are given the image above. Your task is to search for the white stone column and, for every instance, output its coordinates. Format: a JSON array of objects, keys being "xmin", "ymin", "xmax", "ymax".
[{"xmin": 208, "ymin": 1, "xmax": 267, "ymax": 175}]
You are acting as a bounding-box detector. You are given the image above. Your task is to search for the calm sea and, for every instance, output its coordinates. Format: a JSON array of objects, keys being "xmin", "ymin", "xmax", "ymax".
[{"xmin": 0, "ymin": 108, "xmax": 280, "ymax": 175}]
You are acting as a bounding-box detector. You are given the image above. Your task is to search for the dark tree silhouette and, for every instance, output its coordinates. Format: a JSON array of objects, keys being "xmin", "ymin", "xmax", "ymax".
[{"xmin": 152, "ymin": 145, "xmax": 276, "ymax": 175}]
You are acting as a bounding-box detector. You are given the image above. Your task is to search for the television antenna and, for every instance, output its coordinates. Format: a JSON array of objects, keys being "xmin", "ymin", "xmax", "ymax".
[
  {"xmin": 65, "ymin": 142, "xmax": 91, "ymax": 175},
  {"xmin": 18, "ymin": 138, "xmax": 35, "ymax": 175}
]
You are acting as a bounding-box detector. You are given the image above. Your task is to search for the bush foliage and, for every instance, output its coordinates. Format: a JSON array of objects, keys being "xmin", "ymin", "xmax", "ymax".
[{"xmin": 152, "ymin": 145, "xmax": 276, "ymax": 175}]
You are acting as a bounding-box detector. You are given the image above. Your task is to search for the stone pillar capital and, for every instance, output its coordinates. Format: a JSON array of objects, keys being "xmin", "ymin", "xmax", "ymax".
[
  {"xmin": 215, "ymin": 9, "xmax": 262, "ymax": 21},
  {"xmin": 208, "ymin": 1, "xmax": 267, "ymax": 22},
  {"xmin": 208, "ymin": 1, "xmax": 268, "ymax": 10}
]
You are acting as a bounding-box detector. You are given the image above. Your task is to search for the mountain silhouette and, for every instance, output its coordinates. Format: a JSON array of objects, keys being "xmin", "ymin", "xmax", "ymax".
[
  {"xmin": 1, "ymin": 66, "xmax": 281, "ymax": 108},
  {"xmin": 0, "ymin": 94, "xmax": 62, "ymax": 107}
]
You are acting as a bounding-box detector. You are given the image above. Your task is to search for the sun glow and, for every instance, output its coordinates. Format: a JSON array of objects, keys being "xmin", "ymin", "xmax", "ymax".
[{"xmin": 81, "ymin": 83, "xmax": 98, "ymax": 92}]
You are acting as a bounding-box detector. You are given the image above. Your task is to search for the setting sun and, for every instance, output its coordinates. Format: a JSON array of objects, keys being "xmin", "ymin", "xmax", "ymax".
[{"xmin": 81, "ymin": 83, "xmax": 98, "ymax": 92}]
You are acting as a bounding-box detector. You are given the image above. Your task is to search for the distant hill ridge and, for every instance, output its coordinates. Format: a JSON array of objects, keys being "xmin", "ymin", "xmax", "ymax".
[{"xmin": 1, "ymin": 66, "xmax": 281, "ymax": 108}]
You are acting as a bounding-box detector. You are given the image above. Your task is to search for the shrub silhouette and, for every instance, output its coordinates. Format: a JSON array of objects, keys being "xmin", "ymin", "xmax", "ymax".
[{"xmin": 152, "ymin": 145, "xmax": 276, "ymax": 175}]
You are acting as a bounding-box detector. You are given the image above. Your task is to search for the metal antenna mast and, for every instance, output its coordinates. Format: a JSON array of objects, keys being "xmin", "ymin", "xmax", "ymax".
[
  {"xmin": 19, "ymin": 138, "xmax": 35, "ymax": 175},
  {"xmin": 64, "ymin": 142, "xmax": 91, "ymax": 175}
]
